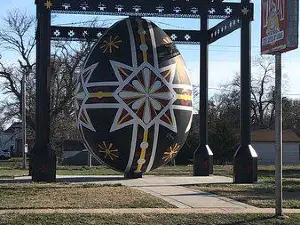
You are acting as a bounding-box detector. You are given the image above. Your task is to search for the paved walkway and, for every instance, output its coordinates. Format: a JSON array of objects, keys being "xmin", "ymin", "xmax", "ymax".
[{"xmin": 2, "ymin": 175, "xmax": 300, "ymax": 214}]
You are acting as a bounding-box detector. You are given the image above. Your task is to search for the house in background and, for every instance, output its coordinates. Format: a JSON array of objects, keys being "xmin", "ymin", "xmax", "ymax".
[
  {"xmin": 0, "ymin": 122, "xmax": 22, "ymax": 156},
  {"xmin": 62, "ymin": 139, "xmax": 101, "ymax": 166},
  {"xmin": 252, "ymin": 129, "xmax": 300, "ymax": 165}
]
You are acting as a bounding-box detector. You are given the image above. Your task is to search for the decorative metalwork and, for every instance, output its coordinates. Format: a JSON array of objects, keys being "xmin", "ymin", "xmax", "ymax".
[
  {"xmin": 50, "ymin": 26, "xmax": 202, "ymax": 45},
  {"xmin": 50, "ymin": 0, "xmax": 253, "ymax": 19},
  {"xmin": 208, "ymin": 18, "xmax": 242, "ymax": 45}
]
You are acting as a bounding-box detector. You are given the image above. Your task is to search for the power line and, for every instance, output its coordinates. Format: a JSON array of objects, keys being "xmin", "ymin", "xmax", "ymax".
[{"xmin": 53, "ymin": 18, "xmax": 120, "ymax": 27}]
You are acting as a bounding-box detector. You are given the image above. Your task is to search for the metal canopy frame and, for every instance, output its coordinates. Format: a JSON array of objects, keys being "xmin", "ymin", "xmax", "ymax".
[{"xmin": 33, "ymin": 0, "xmax": 257, "ymax": 183}]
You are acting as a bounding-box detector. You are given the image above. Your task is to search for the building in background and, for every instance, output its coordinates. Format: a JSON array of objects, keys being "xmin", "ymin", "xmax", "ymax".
[
  {"xmin": 252, "ymin": 130, "xmax": 300, "ymax": 165},
  {"xmin": 0, "ymin": 122, "xmax": 22, "ymax": 156},
  {"xmin": 62, "ymin": 139, "xmax": 101, "ymax": 166}
]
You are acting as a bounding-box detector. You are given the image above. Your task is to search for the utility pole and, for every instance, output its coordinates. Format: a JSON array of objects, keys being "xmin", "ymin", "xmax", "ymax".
[{"xmin": 21, "ymin": 75, "xmax": 27, "ymax": 169}]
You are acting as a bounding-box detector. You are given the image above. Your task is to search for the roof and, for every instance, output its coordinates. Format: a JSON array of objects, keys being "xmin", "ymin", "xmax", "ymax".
[
  {"xmin": 251, "ymin": 130, "xmax": 300, "ymax": 143},
  {"xmin": 3, "ymin": 122, "xmax": 22, "ymax": 133}
]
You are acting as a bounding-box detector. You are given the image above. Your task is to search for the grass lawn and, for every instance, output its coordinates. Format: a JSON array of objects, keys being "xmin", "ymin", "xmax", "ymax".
[
  {"xmin": 0, "ymin": 158, "xmax": 231, "ymax": 177},
  {"xmin": 1, "ymin": 213, "xmax": 300, "ymax": 225},
  {"xmin": 187, "ymin": 165, "xmax": 300, "ymax": 209},
  {"xmin": 57, "ymin": 164, "xmax": 233, "ymax": 177},
  {"xmin": 0, "ymin": 183, "xmax": 173, "ymax": 209},
  {"xmin": 0, "ymin": 158, "xmax": 29, "ymax": 178}
]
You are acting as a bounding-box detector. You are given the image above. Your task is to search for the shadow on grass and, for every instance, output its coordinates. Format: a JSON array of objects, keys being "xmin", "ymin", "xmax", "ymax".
[{"xmin": 0, "ymin": 176, "xmax": 126, "ymax": 184}]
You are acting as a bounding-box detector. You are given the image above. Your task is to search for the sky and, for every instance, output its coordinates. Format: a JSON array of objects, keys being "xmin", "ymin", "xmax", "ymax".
[{"xmin": 0, "ymin": 0, "xmax": 300, "ymax": 98}]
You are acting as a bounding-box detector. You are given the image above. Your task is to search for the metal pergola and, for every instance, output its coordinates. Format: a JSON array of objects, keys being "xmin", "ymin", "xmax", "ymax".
[{"xmin": 33, "ymin": 0, "xmax": 257, "ymax": 183}]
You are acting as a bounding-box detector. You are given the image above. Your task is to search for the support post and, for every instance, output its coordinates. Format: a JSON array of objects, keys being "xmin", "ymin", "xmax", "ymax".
[
  {"xmin": 21, "ymin": 75, "xmax": 27, "ymax": 169},
  {"xmin": 32, "ymin": 0, "xmax": 56, "ymax": 182},
  {"xmin": 275, "ymin": 54, "xmax": 283, "ymax": 216},
  {"xmin": 88, "ymin": 151, "xmax": 92, "ymax": 167},
  {"xmin": 193, "ymin": 7, "xmax": 213, "ymax": 176},
  {"xmin": 233, "ymin": 0, "xmax": 258, "ymax": 183},
  {"xmin": 124, "ymin": 172, "xmax": 143, "ymax": 179}
]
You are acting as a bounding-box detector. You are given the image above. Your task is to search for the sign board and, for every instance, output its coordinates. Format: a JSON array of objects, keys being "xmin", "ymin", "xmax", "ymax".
[{"xmin": 261, "ymin": 0, "xmax": 299, "ymax": 54}]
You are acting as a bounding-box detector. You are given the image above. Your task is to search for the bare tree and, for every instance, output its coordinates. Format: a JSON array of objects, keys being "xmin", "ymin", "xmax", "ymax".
[
  {"xmin": 250, "ymin": 55, "xmax": 276, "ymax": 128},
  {"xmin": 0, "ymin": 10, "xmax": 36, "ymax": 129},
  {"xmin": 220, "ymin": 55, "xmax": 277, "ymax": 129},
  {"xmin": 0, "ymin": 10, "xmax": 94, "ymax": 157}
]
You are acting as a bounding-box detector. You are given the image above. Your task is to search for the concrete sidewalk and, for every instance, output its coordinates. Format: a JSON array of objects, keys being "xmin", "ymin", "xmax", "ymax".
[{"xmin": 136, "ymin": 185, "xmax": 256, "ymax": 209}]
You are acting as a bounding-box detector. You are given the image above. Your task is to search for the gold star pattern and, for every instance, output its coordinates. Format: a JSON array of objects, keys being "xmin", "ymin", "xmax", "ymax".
[
  {"xmin": 44, "ymin": 0, "xmax": 53, "ymax": 9},
  {"xmin": 100, "ymin": 35, "xmax": 122, "ymax": 54},
  {"xmin": 98, "ymin": 141, "xmax": 119, "ymax": 160},
  {"xmin": 162, "ymin": 143, "xmax": 180, "ymax": 162}
]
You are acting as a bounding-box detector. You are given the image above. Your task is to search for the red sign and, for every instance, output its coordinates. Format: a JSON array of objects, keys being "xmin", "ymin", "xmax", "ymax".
[{"xmin": 261, "ymin": 0, "xmax": 299, "ymax": 54}]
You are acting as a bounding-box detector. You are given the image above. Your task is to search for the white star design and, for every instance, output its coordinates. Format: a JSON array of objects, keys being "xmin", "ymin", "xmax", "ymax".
[
  {"xmin": 82, "ymin": 30, "xmax": 88, "ymax": 37},
  {"xmin": 156, "ymin": 6, "xmax": 164, "ymax": 13},
  {"xmin": 119, "ymin": 73, "xmax": 173, "ymax": 124},
  {"xmin": 62, "ymin": 3, "xmax": 71, "ymax": 10},
  {"xmin": 110, "ymin": 61, "xmax": 178, "ymax": 132},
  {"xmin": 174, "ymin": 7, "xmax": 181, "ymax": 13},
  {"xmin": 224, "ymin": 6, "xmax": 233, "ymax": 15},
  {"xmin": 68, "ymin": 30, "xmax": 75, "ymax": 37},
  {"xmin": 80, "ymin": 4, "xmax": 88, "ymax": 10},
  {"xmin": 184, "ymin": 34, "xmax": 191, "ymax": 41},
  {"xmin": 97, "ymin": 32, "xmax": 103, "ymax": 38},
  {"xmin": 208, "ymin": 8, "xmax": 216, "ymax": 14},
  {"xmin": 75, "ymin": 63, "xmax": 99, "ymax": 132},
  {"xmin": 132, "ymin": 5, "xmax": 141, "ymax": 12},
  {"xmin": 53, "ymin": 30, "xmax": 60, "ymax": 37},
  {"xmin": 190, "ymin": 7, "xmax": 198, "ymax": 14},
  {"xmin": 98, "ymin": 3, "xmax": 106, "ymax": 11},
  {"xmin": 116, "ymin": 5, "xmax": 124, "ymax": 12},
  {"xmin": 170, "ymin": 34, "xmax": 177, "ymax": 41}
]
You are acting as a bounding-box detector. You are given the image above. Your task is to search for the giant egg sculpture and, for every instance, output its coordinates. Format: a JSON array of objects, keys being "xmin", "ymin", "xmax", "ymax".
[{"xmin": 75, "ymin": 17, "xmax": 193, "ymax": 178}]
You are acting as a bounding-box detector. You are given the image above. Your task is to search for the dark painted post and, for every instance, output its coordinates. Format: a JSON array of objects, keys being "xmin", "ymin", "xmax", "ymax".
[
  {"xmin": 193, "ymin": 3, "xmax": 213, "ymax": 176},
  {"xmin": 32, "ymin": 0, "xmax": 56, "ymax": 182},
  {"xmin": 233, "ymin": 0, "xmax": 257, "ymax": 183}
]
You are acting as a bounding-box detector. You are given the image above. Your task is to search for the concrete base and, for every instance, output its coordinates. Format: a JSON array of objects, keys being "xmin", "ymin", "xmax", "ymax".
[
  {"xmin": 193, "ymin": 144, "xmax": 213, "ymax": 176},
  {"xmin": 124, "ymin": 171, "xmax": 143, "ymax": 179},
  {"xmin": 233, "ymin": 144, "xmax": 258, "ymax": 184}
]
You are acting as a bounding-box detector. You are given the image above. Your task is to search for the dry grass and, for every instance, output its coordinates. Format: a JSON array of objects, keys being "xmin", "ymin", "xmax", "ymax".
[
  {"xmin": 188, "ymin": 178, "xmax": 300, "ymax": 208},
  {"xmin": 1, "ymin": 213, "xmax": 300, "ymax": 225},
  {"xmin": 0, "ymin": 183, "xmax": 173, "ymax": 209}
]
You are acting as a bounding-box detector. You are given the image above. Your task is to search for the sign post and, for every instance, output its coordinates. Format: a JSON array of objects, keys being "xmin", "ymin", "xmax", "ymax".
[
  {"xmin": 275, "ymin": 53, "xmax": 283, "ymax": 216},
  {"xmin": 261, "ymin": 0, "xmax": 299, "ymax": 217}
]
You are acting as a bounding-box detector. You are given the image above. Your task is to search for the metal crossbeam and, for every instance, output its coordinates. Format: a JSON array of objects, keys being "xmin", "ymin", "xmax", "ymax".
[
  {"xmin": 49, "ymin": 0, "xmax": 253, "ymax": 19},
  {"xmin": 208, "ymin": 18, "xmax": 241, "ymax": 44},
  {"xmin": 51, "ymin": 26, "xmax": 202, "ymax": 44}
]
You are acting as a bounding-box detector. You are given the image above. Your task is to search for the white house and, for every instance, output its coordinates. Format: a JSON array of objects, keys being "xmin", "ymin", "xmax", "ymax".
[
  {"xmin": 0, "ymin": 122, "xmax": 22, "ymax": 156},
  {"xmin": 252, "ymin": 130, "xmax": 300, "ymax": 165}
]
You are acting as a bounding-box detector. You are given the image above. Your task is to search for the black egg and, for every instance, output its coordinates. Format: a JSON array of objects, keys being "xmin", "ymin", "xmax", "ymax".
[{"xmin": 75, "ymin": 17, "xmax": 193, "ymax": 176}]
